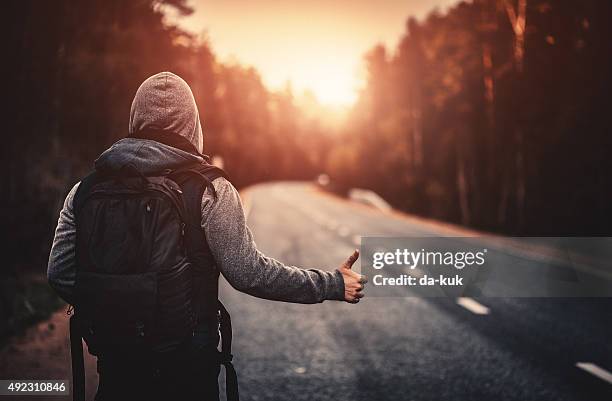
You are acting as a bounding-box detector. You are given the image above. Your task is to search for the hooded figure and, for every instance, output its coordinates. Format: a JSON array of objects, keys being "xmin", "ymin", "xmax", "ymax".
[
  {"xmin": 48, "ymin": 72, "xmax": 364, "ymax": 401},
  {"xmin": 129, "ymin": 71, "xmax": 204, "ymax": 153}
]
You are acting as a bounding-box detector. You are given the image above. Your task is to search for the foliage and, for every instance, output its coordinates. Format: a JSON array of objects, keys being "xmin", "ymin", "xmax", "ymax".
[
  {"xmin": 3, "ymin": 0, "xmax": 611, "ymax": 284},
  {"xmin": 3, "ymin": 0, "xmax": 322, "ymax": 277},
  {"xmin": 333, "ymin": 0, "xmax": 612, "ymax": 235}
]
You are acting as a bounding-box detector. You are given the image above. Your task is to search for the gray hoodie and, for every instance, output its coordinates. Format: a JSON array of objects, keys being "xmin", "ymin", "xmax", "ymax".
[{"xmin": 47, "ymin": 72, "xmax": 345, "ymax": 307}]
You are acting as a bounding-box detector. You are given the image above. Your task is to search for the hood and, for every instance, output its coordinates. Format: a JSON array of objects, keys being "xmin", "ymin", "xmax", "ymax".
[
  {"xmin": 128, "ymin": 71, "xmax": 204, "ymax": 154},
  {"xmin": 94, "ymin": 72, "xmax": 205, "ymax": 174},
  {"xmin": 94, "ymin": 138, "xmax": 202, "ymax": 175}
]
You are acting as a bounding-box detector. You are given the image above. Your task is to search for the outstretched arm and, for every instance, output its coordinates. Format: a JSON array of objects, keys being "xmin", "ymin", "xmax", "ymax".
[{"xmin": 201, "ymin": 179, "xmax": 366, "ymax": 304}]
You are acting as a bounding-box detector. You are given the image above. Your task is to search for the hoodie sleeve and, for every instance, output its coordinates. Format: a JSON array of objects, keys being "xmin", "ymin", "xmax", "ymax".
[
  {"xmin": 201, "ymin": 178, "xmax": 345, "ymax": 303},
  {"xmin": 47, "ymin": 182, "xmax": 80, "ymax": 304}
]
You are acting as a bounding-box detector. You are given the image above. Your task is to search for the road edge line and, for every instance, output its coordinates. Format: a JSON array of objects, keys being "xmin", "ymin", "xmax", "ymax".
[
  {"xmin": 456, "ymin": 297, "xmax": 490, "ymax": 315},
  {"xmin": 576, "ymin": 362, "xmax": 612, "ymax": 384}
]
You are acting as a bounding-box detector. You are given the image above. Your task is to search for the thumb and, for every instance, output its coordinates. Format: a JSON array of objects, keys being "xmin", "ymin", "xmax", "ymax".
[{"xmin": 343, "ymin": 249, "xmax": 360, "ymax": 270}]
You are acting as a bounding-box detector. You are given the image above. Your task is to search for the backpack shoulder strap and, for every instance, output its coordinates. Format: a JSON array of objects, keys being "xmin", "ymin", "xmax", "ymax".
[
  {"xmin": 72, "ymin": 171, "xmax": 102, "ymax": 216},
  {"xmin": 172, "ymin": 163, "xmax": 229, "ymax": 198},
  {"xmin": 69, "ymin": 172, "xmax": 99, "ymax": 401},
  {"xmin": 69, "ymin": 314, "xmax": 85, "ymax": 401},
  {"xmin": 170, "ymin": 163, "xmax": 229, "ymax": 318},
  {"xmin": 170, "ymin": 162, "xmax": 229, "ymax": 227},
  {"xmin": 172, "ymin": 163, "xmax": 239, "ymax": 400}
]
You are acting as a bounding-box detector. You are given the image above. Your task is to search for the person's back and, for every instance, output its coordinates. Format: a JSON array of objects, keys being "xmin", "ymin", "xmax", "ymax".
[{"xmin": 48, "ymin": 72, "xmax": 366, "ymax": 401}]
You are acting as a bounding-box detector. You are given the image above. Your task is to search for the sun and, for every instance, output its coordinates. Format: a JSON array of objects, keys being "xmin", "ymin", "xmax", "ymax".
[
  {"xmin": 262, "ymin": 55, "xmax": 359, "ymax": 108},
  {"xmin": 306, "ymin": 71, "xmax": 358, "ymax": 107},
  {"xmin": 291, "ymin": 62, "xmax": 358, "ymax": 107}
]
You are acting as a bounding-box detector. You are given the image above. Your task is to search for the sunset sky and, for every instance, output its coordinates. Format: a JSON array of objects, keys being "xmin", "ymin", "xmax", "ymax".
[{"xmin": 168, "ymin": 0, "xmax": 459, "ymax": 107}]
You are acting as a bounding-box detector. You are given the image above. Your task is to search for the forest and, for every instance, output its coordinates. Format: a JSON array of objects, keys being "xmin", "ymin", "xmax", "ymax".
[
  {"xmin": 336, "ymin": 0, "xmax": 611, "ymax": 236},
  {"xmin": 3, "ymin": 0, "xmax": 611, "ymax": 297}
]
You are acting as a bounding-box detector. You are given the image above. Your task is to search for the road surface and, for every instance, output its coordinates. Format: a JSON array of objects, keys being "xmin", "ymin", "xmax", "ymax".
[
  {"xmin": 0, "ymin": 182, "xmax": 610, "ymax": 400},
  {"xmin": 222, "ymin": 182, "xmax": 611, "ymax": 401}
]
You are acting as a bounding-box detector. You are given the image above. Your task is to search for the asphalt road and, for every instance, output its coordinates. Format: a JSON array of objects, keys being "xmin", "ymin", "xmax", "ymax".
[
  {"xmin": 1, "ymin": 181, "xmax": 610, "ymax": 401},
  {"xmin": 220, "ymin": 182, "xmax": 612, "ymax": 401}
]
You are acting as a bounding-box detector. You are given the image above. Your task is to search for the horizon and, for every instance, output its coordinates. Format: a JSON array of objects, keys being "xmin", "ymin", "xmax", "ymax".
[{"xmin": 165, "ymin": 0, "xmax": 460, "ymax": 108}]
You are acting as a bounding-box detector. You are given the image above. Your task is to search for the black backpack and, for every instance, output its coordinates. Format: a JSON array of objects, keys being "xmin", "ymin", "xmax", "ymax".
[{"xmin": 69, "ymin": 161, "xmax": 238, "ymax": 401}]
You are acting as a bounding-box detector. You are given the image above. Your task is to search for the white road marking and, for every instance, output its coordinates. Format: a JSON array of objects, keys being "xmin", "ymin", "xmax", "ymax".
[
  {"xmin": 576, "ymin": 362, "xmax": 612, "ymax": 384},
  {"xmin": 456, "ymin": 297, "xmax": 490, "ymax": 315}
]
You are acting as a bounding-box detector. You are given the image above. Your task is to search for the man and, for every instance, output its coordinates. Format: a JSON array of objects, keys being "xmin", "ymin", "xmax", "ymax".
[{"xmin": 48, "ymin": 72, "xmax": 366, "ymax": 401}]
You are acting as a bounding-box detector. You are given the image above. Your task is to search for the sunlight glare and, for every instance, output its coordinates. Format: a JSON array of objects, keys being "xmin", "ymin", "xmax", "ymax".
[{"xmin": 283, "ymin": 61, "xmax": 358, "ymax": 107}]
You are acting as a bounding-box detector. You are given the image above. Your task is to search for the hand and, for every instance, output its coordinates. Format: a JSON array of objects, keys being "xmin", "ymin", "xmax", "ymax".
[{"xmin": 338, "ymin": 249, "xmax": 367, "ymax": 303}]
